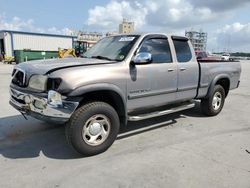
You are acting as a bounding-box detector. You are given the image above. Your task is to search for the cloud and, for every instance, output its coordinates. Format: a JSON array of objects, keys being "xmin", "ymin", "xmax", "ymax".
[
  {"xmin": 0, "ymin": 15, "xmax": 34, "ymax": 31},
  {"xmin": 47, "ymin": 27, "xmax": 75, "ymax": 35},
  {"xmin": 215, "ymin": 22, "xmax": 250, "ymax": 52},
  {"xmin": 85, "ymin": 0, "xmax": 250, "ymax": 52},
  {"xmin": 190, "ymin": 0, "xmax": 250, "ymax": 12},
  {"xmin": 86, "ymin": 0, "xmax": 250, "ymax": 32},
  {"xmin": 0, "ymin": 14, "xmax": 74, "ymax": 35},
  {"xmin": 145, "ymin": 0, "xmax": 219, "ymax": 29},
  {"xmin": 86, "ymin": 1, "xmax": 148, "ymax": 30}
]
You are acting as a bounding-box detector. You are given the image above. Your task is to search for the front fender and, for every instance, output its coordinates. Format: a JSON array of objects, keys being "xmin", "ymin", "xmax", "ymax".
[
  {"xmin": 68, "ymin": 83, "xmax": 125, "ymax": 99},
  {"xmin": 68, "ymin": 83, "xmax": 127, "ymax": 122}
]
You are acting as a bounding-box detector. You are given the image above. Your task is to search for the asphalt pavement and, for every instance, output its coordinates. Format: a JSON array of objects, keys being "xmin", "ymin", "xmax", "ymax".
[{"xmin": 0, "ymin": 61, "xmax": 250, "ymax": 188}]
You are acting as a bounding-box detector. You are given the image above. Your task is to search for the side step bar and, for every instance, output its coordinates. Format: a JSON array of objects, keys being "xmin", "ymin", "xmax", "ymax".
[{"xmin": 128, "ymin": 102, "xmax": 195, "ymax": 121}]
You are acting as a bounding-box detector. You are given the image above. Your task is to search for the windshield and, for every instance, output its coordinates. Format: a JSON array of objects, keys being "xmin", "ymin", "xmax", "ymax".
[{"xmin": 84, "ymin": 35, "xmax": 139, "ymax": 61}]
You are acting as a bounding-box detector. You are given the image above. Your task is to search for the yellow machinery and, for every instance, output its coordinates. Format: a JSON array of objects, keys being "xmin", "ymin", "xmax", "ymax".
[
  {"xmin": 58, "ymin": 40, "xmax": 98, "ymax": 58},
  {"xmin": 3, "ymin": 56, "xmax": 15, "ymax": 64},
  {"xmin": 58, "ymin": 48, "xmax": 77, "ymax": 58}
]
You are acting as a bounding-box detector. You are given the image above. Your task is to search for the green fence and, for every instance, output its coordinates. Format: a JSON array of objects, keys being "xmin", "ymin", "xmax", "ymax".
[{"xmin": 15, "ymin": 50, "xmax": 59, "ymax": 63}]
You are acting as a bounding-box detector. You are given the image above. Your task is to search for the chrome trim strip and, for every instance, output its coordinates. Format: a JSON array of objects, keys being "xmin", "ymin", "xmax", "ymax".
[
  {"xmin": 128, "ymin": 102, "xmax": 195, "ymax": 121},
  {"xmin": 128, "ymin": 86, "xmax": 201, "ymax": 100},
  {"xmin": 177, "ymin": 86, "xmax": 197, "ymax": 92},
  {"xmin": 128, "ymin": 88, "xmax": 177, "ymax": 100},
  {"xmin": 199, "ymin": 84, "xmax": 209, "ymax": 88}
]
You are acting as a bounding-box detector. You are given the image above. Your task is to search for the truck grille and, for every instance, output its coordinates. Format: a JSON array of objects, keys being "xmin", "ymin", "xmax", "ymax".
[{"xmin": 11, "ymin": 68, "xmax": 26, "ymax": 87}]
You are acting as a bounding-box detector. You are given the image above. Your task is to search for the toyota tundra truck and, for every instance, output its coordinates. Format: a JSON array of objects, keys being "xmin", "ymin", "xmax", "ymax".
[{"xmin": 9, "ymin": 33, "xmax": 241, "ymax": 156}]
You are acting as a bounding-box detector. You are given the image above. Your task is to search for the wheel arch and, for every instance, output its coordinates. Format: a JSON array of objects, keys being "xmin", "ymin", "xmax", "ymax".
[
  {"xmin": 206, "ymin": 75, "xmax": 230, "ymax": 98},
  {"xmin": 68, "ymin": 83, "xmax": 127, "ymax": 126}
]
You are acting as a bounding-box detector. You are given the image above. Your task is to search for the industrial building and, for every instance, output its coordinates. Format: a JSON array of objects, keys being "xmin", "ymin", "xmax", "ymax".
[
  {"xmin": 76, "ymin": 31, "xmax": 103, "ymax": 52},
  {"xmin": 185, "ymin": 29, "xmax": 207, "ymax": 51},
  {"xmin": 106, "ymin": 31, "xmax": 118, "ymax": 37},
  {"xmin": 77, "ymin": 31, "xmax": 102, "ymax": 42},
  {"xmin": 119, "ymin": 18, "xmax": 134, "ymax": 34},
  {"xmin": 0, "ymin": 30, "xmax": 77, "ymax": 57}
]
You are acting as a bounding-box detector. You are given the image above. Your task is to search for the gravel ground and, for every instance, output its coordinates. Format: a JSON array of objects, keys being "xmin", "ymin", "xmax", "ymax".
[{"xmin": 0, "ymin": 61, "xmax": 250, "ymax": 188}]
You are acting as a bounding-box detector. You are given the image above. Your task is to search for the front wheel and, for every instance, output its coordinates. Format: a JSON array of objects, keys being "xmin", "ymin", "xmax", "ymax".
[
  {"xmin": 66, "ymin": 101, "xmax": 120, "ymax": 156},
  {"xmin": 201, "ymin": 85, "xmax": 225, "ymax": 116}
]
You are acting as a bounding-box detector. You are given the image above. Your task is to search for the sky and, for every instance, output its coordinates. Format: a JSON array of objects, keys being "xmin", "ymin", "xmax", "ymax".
[{"xmin": 0, "ymin": 0, "xmax": 250, "ymax": 52}]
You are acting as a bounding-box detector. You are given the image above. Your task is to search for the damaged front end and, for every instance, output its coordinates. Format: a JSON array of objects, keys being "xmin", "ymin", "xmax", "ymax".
[
  {"xmin": 9, "ymin": 88, "xmax": 78, "ymax": 123},
  {"xmin": 9, "ymin": 66, "xmax": 79, "ymax": 123}
]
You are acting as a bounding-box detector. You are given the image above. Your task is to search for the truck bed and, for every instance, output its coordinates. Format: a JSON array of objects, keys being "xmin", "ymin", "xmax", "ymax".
[{"xmin": 197, "ymin": 60, "xmax": 241, "ymax": 98}]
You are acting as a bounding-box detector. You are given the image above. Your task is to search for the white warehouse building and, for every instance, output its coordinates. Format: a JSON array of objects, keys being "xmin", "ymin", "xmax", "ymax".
[{"xmin": 0, "ymin": 30, "xmax": 77, "ymax": 57}]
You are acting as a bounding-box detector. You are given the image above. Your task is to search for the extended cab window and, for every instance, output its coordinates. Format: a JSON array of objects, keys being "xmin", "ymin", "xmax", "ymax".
[
  {"xmin": 138, "ymin": 38, "xmax": 172, "ymax": 63},
  {"xmin": 173, "ymin": 39, "xmax": 192, "ymax": 62}
]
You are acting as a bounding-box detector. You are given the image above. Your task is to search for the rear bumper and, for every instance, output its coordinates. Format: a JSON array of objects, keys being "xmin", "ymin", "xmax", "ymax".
[{"xmin": 9, "ymin": 88, "xmax": 79, "ymax": 123}]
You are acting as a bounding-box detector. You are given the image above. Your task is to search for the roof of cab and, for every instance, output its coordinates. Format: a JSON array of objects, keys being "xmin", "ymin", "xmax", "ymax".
[{"xmin": 111, "ymin": 32, "xmax": 189, "ymax": 40}]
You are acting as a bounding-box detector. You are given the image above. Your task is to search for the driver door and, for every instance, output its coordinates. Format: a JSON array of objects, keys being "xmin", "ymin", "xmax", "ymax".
[{"xmin": 127, "ymin": 35, "xmax": 178, "ymax": 112}]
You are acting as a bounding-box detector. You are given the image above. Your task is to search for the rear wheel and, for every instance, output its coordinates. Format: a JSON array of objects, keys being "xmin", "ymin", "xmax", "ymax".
[
  {"xmin": 66, "ymin": 101, "xmax": 120, "ymax": 156},
  {"xmin": 201, "ymin": 85, "xmax": 225, "ymax": 116}
]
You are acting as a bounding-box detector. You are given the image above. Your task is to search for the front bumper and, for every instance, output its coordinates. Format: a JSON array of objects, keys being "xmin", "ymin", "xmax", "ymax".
[{"xmin": 9, "ymin": 88, "xmax": 79, "ymax": 123}]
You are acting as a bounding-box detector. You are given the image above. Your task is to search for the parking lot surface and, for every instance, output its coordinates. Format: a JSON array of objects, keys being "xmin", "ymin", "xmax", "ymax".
[{"xmin": 0, "ymin": 61, "xmax": 250, "ymax": 188}]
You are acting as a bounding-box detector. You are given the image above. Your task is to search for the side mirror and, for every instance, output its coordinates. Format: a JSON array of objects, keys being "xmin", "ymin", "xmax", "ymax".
[{"xmin": 132, "ymin": 52, "xmax": 152, "ymax": 64}]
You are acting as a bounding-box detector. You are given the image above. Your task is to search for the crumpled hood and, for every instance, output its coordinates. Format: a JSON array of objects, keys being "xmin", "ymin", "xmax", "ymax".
[{"xmin": 15, "ymin": 58, "xmax": 116, "ymax": 75}]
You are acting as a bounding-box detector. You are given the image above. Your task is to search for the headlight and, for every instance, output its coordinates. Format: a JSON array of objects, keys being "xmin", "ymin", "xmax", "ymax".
[{"xmin": 28, "ymin": 75, "xmax": 48, "ymax": 91}]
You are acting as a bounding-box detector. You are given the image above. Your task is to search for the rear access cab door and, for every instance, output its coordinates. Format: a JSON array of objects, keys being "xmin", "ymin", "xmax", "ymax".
[{"xmin": 171, "ymin": 36, "xmax": 199, "ymax": 101}]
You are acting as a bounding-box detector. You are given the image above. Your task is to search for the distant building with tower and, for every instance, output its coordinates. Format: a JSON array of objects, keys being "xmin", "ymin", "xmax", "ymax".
[
  {"xmin": 119, "ymin": 18, "xmax": 135, "ymax": 34},
  {"xmin": 185, "ymin": 29, "xmax": 207, "ymax": 51}
]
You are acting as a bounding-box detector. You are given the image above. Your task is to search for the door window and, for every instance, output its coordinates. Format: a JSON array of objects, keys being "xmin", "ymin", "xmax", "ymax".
[
  {"xmin": 138, "ymin": 38, "xmax": 172, "ymax": 63},
  {"xmin": 173, "ymin": 39, "xmax": 192, "ymax": 62}
]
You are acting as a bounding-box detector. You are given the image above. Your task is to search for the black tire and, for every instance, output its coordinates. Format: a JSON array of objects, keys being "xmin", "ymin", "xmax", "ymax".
[
  {"xmin": 201, "ymin": 85, "xmax": 225, "ymax": 116},
  {"xmin": 66, "ymin": 101, "xmax": 120, "ymax": 156}
]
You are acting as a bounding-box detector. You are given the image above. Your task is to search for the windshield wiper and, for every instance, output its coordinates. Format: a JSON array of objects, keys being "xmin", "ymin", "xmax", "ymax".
[{"xmin": 91, "ymin": 55, "xmax": 115, "ymax": 61}]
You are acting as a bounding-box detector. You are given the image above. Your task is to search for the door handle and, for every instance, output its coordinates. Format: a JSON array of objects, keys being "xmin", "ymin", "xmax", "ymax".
[
  {"xmin": 180, "ymin": 68, "xmax": 186, "ymax": 71},
  {"xmin": 168, "ymin": 69, "xmax": 174, "ymax": 72}
]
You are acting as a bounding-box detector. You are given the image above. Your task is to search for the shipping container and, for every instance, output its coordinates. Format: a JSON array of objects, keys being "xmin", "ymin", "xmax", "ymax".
[{"xmin": 15, "ymin": 50, "xmax": 59, "ymax": 63}]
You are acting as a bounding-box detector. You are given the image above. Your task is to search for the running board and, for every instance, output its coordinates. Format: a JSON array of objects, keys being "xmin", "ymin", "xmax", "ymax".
[{"xmin": 128, "ymin": 102, "xmax": 195, "ymax": 121}]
